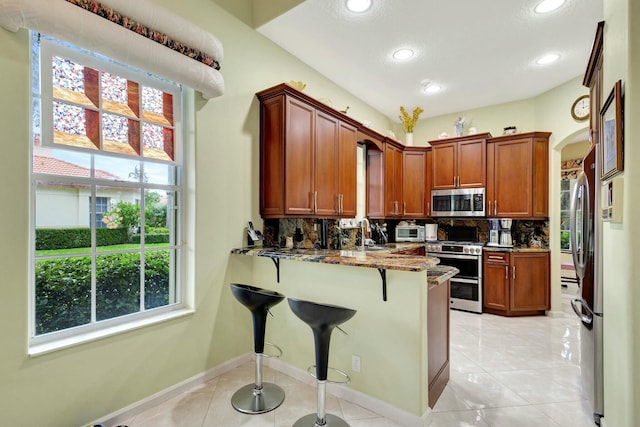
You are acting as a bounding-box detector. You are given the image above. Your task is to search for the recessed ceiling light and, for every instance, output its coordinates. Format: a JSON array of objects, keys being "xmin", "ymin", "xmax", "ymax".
[
  {"xmin": 392, "ymin": 48, "xmax": 414, "ymax": 61},
  {"xmin": 536, "ymin": 53, "xmax": 560, "ymax": 65},
  {"xmin": 534, "ymin": 0, "xmax": 565, "ymax": 13},
  {"xmin": 423, "ymin": 84, "xmax": 442, "ymax": 94},
  {"xmin": 346, "ymin": 0, "xmax": 372, "ymax": 13}
]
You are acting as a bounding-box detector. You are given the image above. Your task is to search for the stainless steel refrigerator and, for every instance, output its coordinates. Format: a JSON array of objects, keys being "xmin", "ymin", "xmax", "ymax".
[{"xmin": 569, "ymin": 145, "xmax": 604, "ymax": 425}]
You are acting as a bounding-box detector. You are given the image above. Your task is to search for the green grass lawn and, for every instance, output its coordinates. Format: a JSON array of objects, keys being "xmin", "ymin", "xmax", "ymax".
[{"xmin": 36, "ymin": 243, "xmax": 169, "ymax": 257}]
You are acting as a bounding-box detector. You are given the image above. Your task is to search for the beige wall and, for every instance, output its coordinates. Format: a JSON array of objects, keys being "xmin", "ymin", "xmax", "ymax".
[{"xmin": 600, "ymin": 0, "xmax": 638, "ymax": 425}]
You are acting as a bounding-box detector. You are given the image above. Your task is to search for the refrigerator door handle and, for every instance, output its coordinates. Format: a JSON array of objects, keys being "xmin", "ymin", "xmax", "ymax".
[
  {"xmin": 570, "ymin": 172, "xmax": 591, "ymax": 281},
  {"xmin": 571, "ymin": 297, "xmax": 594, "ymax": 325}
]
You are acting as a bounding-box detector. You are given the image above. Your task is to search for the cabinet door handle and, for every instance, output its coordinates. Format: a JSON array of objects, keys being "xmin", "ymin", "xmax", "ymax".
[
  {"xmin": 427, "ymin": 202, "xmax": 430, "ymax": 215},
  {"xmin": 403, "ymin": 202, "xmax": 407, "ymax": 215},
  {"xmin": 505, "ymin": 266, "xmax": 508, "ymax": 280},
  {"xmin": 314, "ymin": 191, "xmax": 317, "ymax": 212},
  {"xmin": 488, "ymin": 200, "xmax": 492, "ymax": 216},
  {"xmin": 489, "ymin": 255, "xmax": 504, "ymax": 260},
  {"xmin": 494, "ymin": 200, "xmax": 497, "ymax": 216},
  {"xmin": 340, "ymin": 194, "xmax": 344, "ymax": 213},
  {"xmin": 512, "ymin": 265, "xmax": 516, "ymax": 280}
]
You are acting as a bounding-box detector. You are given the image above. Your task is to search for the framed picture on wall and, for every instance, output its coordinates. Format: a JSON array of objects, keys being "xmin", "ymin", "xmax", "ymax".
[{"xmin": 600, "ymin": 80, "xmax": 624, "ymax": 181}]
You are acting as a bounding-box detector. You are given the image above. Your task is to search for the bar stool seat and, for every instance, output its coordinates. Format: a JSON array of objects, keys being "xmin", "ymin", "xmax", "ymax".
[
  {"xmin": 230, "ymin": 283, "xmax": 286, "ymax": 414},
  {"xmin": 288, "ymin": 298, "xmax": 356, "ymax": 427}
]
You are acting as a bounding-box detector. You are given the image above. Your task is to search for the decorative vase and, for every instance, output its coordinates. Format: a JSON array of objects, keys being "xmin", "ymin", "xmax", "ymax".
[{"xmin": 405, "ymin": 133, "xmax": 414, "ymax": 146}]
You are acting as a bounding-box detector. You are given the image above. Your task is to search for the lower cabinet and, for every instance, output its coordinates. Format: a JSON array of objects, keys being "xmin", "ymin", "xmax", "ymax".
[
  {"xmin": 483, "ymin": 251, "xmax": 550, "ymax": 316},
  {"xmin": 428, "ymin": 278, "xmax": 450, "ymax": 407}
]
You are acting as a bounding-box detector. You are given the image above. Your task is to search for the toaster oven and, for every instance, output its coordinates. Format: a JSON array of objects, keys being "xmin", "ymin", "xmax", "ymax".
[{"xmin": 395, "ymin": 225, "xmax": 425, "ymax": 242}]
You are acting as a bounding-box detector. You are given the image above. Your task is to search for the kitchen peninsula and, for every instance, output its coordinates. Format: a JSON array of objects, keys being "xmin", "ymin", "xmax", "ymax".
[{"xmin": 229, "ymin": 243, "xmax": 458, "ymax": 425}]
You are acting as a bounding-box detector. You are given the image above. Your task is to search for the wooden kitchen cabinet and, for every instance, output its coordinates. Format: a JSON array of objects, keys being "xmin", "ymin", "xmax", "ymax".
[
  {"xmin": 402, "ymin": 148, "xmax": 427, "ymax": 218},
  {"xmin": 483, "ymin": 251, "xmax": 550, "ymax": 316},
  {"xmin": 486, "ymin": 132, "xmax": 550, "ymax": 218},
  {"xmin": 257, "ymin": 83, "xmax": 359, "ymax": 218},
  {"xmin": 369, "ymin": 141, "xmax": 430, "ymax": 219},
  {"xmin": 483, "ymin": 252, "xmax": 510, "ymax": 312},
  {"xmin": 429, "ymin": 134, "xmax": 489, "ymax": 190},
  {"xmin": 384, "ymin": 142, "xmax": 404, "ymax": 217},
  {"xmin": 428, "ymin": 278, "xmax": 450, "ymax": 407}
]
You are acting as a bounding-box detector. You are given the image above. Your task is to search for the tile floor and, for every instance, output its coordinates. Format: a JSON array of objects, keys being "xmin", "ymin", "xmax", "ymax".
[{"xmin": 117, "ymin": 283, "xmax": 595, "ymax": 427}]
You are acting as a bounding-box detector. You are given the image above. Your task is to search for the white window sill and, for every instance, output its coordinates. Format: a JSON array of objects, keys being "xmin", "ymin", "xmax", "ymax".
[{"xmin": 28, "ymin": 308, "xmax": 195, "ymax": 357}]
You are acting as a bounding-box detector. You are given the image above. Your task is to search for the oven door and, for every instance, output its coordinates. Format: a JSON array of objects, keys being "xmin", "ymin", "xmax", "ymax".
[
  {"xmin": 433, "ymin": 253, "xmax": 480, "ymax": 280},
  {"xmin": 431, "ymin": 253, "xmax": 482, "ymax": 313}
]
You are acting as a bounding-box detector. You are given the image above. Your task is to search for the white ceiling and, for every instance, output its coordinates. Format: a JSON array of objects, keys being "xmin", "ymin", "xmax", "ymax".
[{"xmin": 257, "ymin": 0, "xmax": 603, "ymax": 122}]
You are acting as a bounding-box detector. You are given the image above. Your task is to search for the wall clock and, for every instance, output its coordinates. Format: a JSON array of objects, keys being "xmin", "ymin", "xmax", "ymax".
[{"xmin": 571, "ymin": 94, "xmax": 590, "ymax": 121}]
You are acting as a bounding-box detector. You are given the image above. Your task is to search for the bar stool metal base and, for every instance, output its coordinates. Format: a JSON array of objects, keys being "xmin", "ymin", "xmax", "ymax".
[
  {"xmin": 231, "ymin": 382, "xmax": 285, "ymax": 414},
  {"xmin": 292, "ymin": 413, "xmax": 350, "ymax": 427}
]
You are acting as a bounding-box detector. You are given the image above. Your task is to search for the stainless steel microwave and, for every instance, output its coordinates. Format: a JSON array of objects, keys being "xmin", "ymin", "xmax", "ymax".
[
  {"xmin": 431, "ymin": 188, "xmax": 486, "ymax": 217},
  {"xmin": 395, "ymin": 225, "xmax": 425, "ymax": 242}
]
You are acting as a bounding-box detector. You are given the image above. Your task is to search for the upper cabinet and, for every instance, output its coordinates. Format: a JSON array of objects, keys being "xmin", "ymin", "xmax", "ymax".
[
  {"xmin": 486, "ymin": 132, "xmax": 551, "ymax": 218},
  {"xmin": 257, "ymin": 84, "xmax": 359, "ymax": 218},
  {"xmin": 429, "ymin": 134, "xmax": 489, "ymax": 190},
  {"xmin": 367, "ymin": 140, "xmax": 430, "ymax": 219},
  {"xmin": 583, "ymin": 21, "xmax": 604, "ymax": 147},
  {"xmin": 384, "ymin": 142, "xmax": 404, "ymax": 217}
]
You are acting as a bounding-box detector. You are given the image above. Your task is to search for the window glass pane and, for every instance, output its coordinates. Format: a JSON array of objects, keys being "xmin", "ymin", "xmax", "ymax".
[
  {"xmin": 35, "ymin": 256, "xmax": 91, "ymax": 334},
  {"xmin": 32, "ymin": 148, "xmax": 91, "ymax": 178},
  {"xmin": 560, "ymin": 190, "xmax": 571, "ymax": 210},
  {"xmin": 35, "ymin": 179, "xmax": 92, "ymax": 256},
  {"xmin": 143, "ymin": 123, "xmax": 173, "ymax": 161},
  {"xmin": 144, "ymin": 189, "xmax": 172, "ymax": 247},
  {"xmin": 142, "ymin": 86, "xmax": 172, "ymax": 125},
  {"xmin": 96, "ymin": 252, "xmax": 141, "ymax": 321},
  {"xmin": 52, "ymin": 56, "xmax": 97, "ymax": 108},
  {"xmin": 102, "ymin": 113, "xmax": 139, "ymax": 156},
  {"xmin": 53, "ymin": 101, "xmax": 99, "ymax": 150},
  {"xmin": 94, "ymin": 154, "xmax": 140, "ymax": 182},
  {"xmin": 144, "ymin": 162, "xmax": 175, "ymax": 186},
  {"xmin": 101, "ymin": 72, "xmax": 137, "ymax": 118},
  {"xmin": 96, "ymin": 186, "xmax": 141, "ymax": 250},
  {"xmin": 145, "ymin": 249, "xmax": 171, "ymax": 309},
  {"xmin": 560, "ymin": 211, "xmax": 570, "ymax": 232}
]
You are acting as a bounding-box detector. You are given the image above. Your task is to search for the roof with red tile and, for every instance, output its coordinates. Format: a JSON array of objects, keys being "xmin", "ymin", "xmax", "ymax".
[{"xmin": 33, "ymin": 155, "xmax": 120, "ymax": 180}]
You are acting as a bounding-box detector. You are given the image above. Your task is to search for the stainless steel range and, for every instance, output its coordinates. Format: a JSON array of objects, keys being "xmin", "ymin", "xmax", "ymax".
[{"xmin": 426, "ymin": 240, "xmax": 484, "ymax": 313}]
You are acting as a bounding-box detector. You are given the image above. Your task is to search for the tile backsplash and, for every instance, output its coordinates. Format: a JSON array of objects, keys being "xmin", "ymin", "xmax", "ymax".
[{"xmin": 263, "ymin": 217, "xmax": 549, "ymax": 249}]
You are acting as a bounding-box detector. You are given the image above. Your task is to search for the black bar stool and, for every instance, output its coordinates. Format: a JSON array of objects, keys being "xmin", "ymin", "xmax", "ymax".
[
  {"xmin": 288, "ymin": 298, "xmax": 357, "ymax": 427},
  {"xmin": 230, "ymin": 283, "xmax": 286, "ymax": 414}
]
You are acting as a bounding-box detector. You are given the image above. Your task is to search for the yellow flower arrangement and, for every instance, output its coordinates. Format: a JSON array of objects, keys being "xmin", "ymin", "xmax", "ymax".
[{"xmin": 398, "ymin": 106, "xmax": 424, "ymax": 133}]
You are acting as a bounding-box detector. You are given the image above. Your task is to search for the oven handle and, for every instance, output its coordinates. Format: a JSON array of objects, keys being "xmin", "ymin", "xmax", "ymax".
[
  {"xmin": 430, "ymin": 253, "xmax": 479, "ymax": 261},
  {"xmin": 449, "ymin": 277, "xmax": 479, "ymax": 284}
]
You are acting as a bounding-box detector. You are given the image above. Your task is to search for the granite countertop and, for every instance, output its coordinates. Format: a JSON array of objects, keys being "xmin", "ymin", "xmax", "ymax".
[
  {"xmin": 483, "ymin": 246, "xmax": 550, "ymax": 253},
  {"xmin": 231, "ymin": 243, "xmax": 438, "ymax": 272},
  {"xmin": 427, "ymin": 265, "xmax": 460, "ymax": 285}
]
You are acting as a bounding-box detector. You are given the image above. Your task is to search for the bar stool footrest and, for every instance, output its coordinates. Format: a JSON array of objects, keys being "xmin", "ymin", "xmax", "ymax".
[
  {"xmin": 306, "ymin": 365, "xmax": 351, "ymax": 384},
  {"xmin": 231, "ymin": 382, "xmax": 285, "ymax": 414}
]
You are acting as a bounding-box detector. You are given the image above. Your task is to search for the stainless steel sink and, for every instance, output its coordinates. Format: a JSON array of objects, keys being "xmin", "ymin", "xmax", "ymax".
[{"xmin": 362, "ymin": 245, "xmax": 388, "ymax": 251}]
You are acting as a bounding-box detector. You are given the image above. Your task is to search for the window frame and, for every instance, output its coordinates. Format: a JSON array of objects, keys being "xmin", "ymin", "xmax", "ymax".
[{"xmin": 29, "ymin": 35, "xmax": 190, "ymax": 354}]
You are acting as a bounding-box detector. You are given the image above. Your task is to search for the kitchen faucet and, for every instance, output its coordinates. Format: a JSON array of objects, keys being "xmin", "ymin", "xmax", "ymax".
[{"xmin": 374, "ymin": 223, "xmax": 388, "ymax": 245}]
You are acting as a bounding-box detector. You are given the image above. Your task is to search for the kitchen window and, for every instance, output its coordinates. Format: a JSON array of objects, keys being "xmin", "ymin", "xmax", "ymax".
[{"xmin": 30, "ymin": 34, "xmax": 185, "ymax": 351}]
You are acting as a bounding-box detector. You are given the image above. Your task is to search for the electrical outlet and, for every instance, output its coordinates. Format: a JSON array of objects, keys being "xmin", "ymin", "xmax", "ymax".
[{"xmin": 351, "ymin": 354, "xmax": 361, "ymax": 372}]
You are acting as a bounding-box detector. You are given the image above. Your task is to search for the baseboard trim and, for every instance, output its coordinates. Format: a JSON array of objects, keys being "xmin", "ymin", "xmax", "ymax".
[
  {"xmin": 266, "ymin": 357, "xmax": 430, "ymax": 427},
  {"xmin": 95, "ymin": 354, "xmax": 429, "ymax": 427},
  {"xmin": 91, "ymin": 353, "xmax": 252, "ymax": 427}
]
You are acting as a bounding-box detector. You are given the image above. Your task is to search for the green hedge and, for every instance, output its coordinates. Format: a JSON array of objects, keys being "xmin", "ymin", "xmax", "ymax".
[
  {"xmin": 130, "ymin": 233, "xmax": 170, "ymax": 244},
  {"xmin": 35, "ymin": 228, "xmax": 129, "ymax": 250},
  {"xmin": 35, "ymin": 251, "xmax": 170, "ymax": 335}
]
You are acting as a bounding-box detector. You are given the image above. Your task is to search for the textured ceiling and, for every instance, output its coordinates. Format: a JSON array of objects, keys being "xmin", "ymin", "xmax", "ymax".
[{"xmin": 257, "ymin": 0, "xmax": 603, "ymax": 122}]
